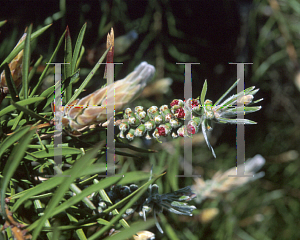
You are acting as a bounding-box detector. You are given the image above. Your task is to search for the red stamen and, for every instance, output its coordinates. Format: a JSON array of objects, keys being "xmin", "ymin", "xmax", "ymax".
[
  {"xmin": 170, "ymin": 100, "xmax": 179, "ymax": 107},
  {"xmin": 187, "ymin": 124, "xmax": 196, "ymax": 134},
  {"xmin": 157, "ymin": 126, "xmax": 166, "ymax": 136},
  {"xmin": 175, "ymin": 108, "xmax": 185, "ymax": 118}
]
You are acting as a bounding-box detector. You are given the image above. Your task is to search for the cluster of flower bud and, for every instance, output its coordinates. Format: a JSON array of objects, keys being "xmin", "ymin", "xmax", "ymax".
[
  {"xmin": 93, "ymin": 184, "xmax": 139, "ymax": 216},
  {"xmin": 93, "ymin": 183, "xmax": 196, "ymax": 221},
  {"xmin": 118, "ymin": 98, "xmax": 205, "ymax": 141},
  {"xmin": 93, "ymin": 183, "xmax": 162, "ymax": 219}
]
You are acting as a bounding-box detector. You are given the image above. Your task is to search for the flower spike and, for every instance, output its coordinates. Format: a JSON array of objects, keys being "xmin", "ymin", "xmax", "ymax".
[{"xmin": 114, "ymin": 80, "xmax": 261, "ymax": 158}]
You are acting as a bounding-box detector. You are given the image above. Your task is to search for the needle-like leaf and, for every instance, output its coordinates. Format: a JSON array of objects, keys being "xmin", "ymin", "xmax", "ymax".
[{"xmin": 200, "ymin": 80, "xmax": 207, "ymax": 107}]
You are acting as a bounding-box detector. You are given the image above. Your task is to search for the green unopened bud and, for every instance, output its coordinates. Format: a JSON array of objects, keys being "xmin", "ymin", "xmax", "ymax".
[
  {"xmin": 169, "ymin": 118, "xmax": 181, "ymax": 128},
  {"xmin": 137, "ymin": 110, "xmax": 148, "ymax": 122},
  {"xmin": 128, "ymin": 115, "xmax": 140, "ymax": 126},
  {"xmin": 126, "ymin": 129, "xmax": 135, "ymax": 141},
  {"xmin": 153, "ymin": 114, "xmax": 163, "ymax": 124},
  {"xmin": 135, "ymin": 106, "xmax": 144, "ymax": 112},
  {"xmin": 144, "ymin": 120, "xmax": 156, "ymax": 131},
  {"xmin": 147, "ymin": 106, "xmax": 159, "ymax": 118},
  {"xmin": 124, "ymin": 108, "xmax": 133, "ymax": 118},
  {"xmin": 159, "ymin": 105, "xmax": 169, "ymax": 112},
  {"xmin": 119, "ymin": 121, "xmax": 129, "ymax": 131},
  {"xmin": 134, "ymin": 124, "xmax": 146, "ymax": 137}
]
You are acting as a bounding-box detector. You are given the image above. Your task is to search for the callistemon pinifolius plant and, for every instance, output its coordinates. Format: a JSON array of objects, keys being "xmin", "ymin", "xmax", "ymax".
[
  {"xmin": 62, "ymin": 60, "xmax": 262, "ymax": 158},
  {"xmin": 0, "ymin": 25, "xmax": 264, "ymax": 240},
  {"xmin": 116, "ymin": 78, "xmax": 262, "ymax": 158}
]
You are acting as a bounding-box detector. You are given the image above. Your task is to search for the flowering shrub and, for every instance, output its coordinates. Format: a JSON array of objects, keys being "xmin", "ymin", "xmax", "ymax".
[{"xmin": 0, "ymin": 22, "xmax": 264, "ymax": 240}]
